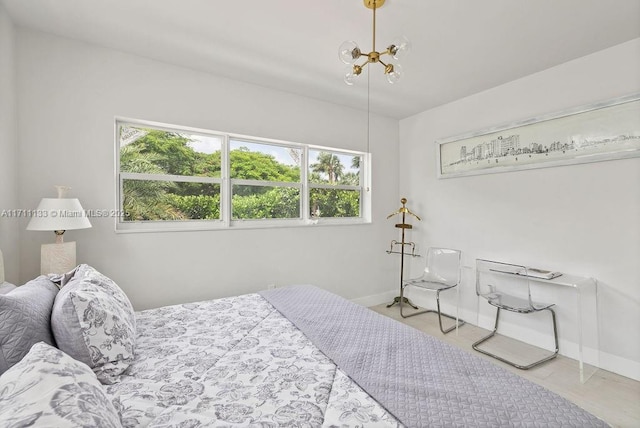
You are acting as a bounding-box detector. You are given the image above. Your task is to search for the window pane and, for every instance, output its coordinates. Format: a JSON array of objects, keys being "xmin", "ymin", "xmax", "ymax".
[
  {"xmin": 232, "ymin": 185, "xmax": 300, "ymax": 219},
  {"xmin": 230, "ymin": 139, "xmax": 301, "ymax": 182},
  {"xmin": 120, "ymin": 125, "xmax": 222, "ymax": 178},
  {"xmin": 309, "ymin": 150, "xmax": 361, "ymax": 185},
  {"xmin": 310, "ymin": 188, "xmax": 361, "ymax": 218},
  {"xmin": 123, "ymin": 179, "xmax": 220, "ymax": 221}
]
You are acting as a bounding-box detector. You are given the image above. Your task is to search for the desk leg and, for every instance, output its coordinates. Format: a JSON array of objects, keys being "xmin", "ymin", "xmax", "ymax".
[{"xmin": 577, "ymin": 278, "xmax": 600, "ymax": 383}]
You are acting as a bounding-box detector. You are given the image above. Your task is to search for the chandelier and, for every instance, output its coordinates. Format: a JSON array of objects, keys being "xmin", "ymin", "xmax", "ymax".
[{"xmin": 339, "ymin": 0, "xmax": 410, "ymax": 85}]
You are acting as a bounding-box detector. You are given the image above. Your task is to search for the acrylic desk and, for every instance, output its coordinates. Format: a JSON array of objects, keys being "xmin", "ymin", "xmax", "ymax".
[{"xmin": 529, "ymin": 273, "xmax": 599, "ymax": 383}]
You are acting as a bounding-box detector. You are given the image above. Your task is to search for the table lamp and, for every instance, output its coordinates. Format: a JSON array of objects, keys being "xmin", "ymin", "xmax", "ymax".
[{"xmin": 27, "ymin": 186, "xmax": 92, "ymax": 274}]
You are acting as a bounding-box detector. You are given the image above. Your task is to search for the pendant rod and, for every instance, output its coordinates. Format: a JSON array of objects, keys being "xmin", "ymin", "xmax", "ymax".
[
  {"xmin": 367, "ymin": 68, "xmax": 370, "ymax": 154},
  {"xmin": 372, "ymin": 1, "xmax": 377, "ymax": 53}
]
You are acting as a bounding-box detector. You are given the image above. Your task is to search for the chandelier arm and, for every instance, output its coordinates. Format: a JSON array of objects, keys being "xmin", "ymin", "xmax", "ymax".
[
  {"xmin": 352, "ymin": 59, "xmax": 371, "ymax": 76},
  {"xmin": 377, "ymin": 58, "xmax": 394, "ymax": 75}
]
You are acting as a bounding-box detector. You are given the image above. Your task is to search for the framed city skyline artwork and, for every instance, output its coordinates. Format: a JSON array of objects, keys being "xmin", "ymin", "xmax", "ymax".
[{"xmin": 436, "ymin": 93, "xmax": 640, "ymax": 178}]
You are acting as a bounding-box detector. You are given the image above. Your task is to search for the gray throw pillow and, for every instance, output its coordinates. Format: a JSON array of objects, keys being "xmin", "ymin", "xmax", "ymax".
[
  {"xmin": 51, "ymin": 264, "xmax": 136, "ymax": 384},
  {"xmin": 0, "ymin": 342, "xmax": 122, "ymax": 427},
  {"xmin": 0, "ymin": 276, "xmax": 59, "ymax": 375}
]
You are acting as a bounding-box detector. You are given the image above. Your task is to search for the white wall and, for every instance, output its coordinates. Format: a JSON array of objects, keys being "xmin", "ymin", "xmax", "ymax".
[
  {"xmin": 15, "ymin": 29, "xmax": 400, "ymax": 310},
  {"xmin": 11, "ymin": 20, "xmax": 638, "ymax": 382},
  {"xmin": 399, "ymin": 39, "xmax": 640, "ymax": 380},
  {"xmin": 0, "ymin": 3, "xmax": 19, "ymax": 283}
]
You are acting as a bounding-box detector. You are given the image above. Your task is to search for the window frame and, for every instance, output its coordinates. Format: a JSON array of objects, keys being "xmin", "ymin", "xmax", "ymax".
[{"xmin": 115, "ymin": 118, "xmax": 371, "ymax": 232}]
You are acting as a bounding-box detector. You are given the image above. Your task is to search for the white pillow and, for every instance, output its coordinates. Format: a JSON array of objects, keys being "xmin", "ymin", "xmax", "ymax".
[
  {"xmin": 51, "ymin": 264, "xmax": 136, "ymax": 384},
  {"xmin": 0, "ymin": 342, "xmax": 122, "ymax": 427}
]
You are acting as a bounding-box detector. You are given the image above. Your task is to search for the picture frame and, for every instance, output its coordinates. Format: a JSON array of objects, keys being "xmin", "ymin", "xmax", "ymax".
[{"xmin": 436, "ymin": 93, "xmax": 640, "ymax": 178}]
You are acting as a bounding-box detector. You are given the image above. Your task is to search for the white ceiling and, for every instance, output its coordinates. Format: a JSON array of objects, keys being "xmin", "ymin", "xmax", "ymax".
[{"xmin": 3, "ymin": 0, "xmax": 640, "ymax": 119}]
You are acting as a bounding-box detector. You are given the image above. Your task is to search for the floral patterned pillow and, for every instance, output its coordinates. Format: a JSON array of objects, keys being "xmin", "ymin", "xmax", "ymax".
[
  {"xmin": 51, "ymin": 264, "xmax": 136, "ymax": 384},
  {"xmin": 0, "ymin": 342, "xmax": 122, "ymax": 427}
]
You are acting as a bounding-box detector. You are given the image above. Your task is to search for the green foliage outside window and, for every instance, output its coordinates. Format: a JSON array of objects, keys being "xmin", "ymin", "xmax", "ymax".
[
  {"xmin": 232, "ymin": 187, "xmax": 300, "ymax": 219},
  {"xmin": 310, "ymin": 188, "xmax": 360, "ymax": 218},
  {"xmin": 119, "ymin": 126, "xmax": 362, "ymax": 222},
  {"xmin": 165, "ymin": 193, "xmax": 221, "ymax": 220}
]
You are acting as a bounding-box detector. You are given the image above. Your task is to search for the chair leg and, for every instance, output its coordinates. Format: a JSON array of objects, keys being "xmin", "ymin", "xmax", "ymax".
[
  {"xmin": 400, "ymin": 286, "xmax": 465, "ymax": 334},
  {"xmin": 472, "ymin": 307, "xmax": 559, "ymax": 370},
  {"xmin": 435, "ymin": 289, "xmax": 465, "ymax": 334}
]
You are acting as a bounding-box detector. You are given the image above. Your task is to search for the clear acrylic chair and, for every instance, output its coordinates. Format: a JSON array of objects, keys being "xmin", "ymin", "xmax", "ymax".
[
  {"xmin": 473, "ymin": 259, "xmax": 559, "ymax": 369},
  {"xmin": 400, "ymin": 247, "xmax": 465, "ymax": 334}
]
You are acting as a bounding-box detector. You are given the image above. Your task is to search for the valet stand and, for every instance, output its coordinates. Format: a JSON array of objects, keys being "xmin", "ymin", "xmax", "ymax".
[{"xmin": 386, "ymin": 198, "xmax": 421, "ymax": 308}]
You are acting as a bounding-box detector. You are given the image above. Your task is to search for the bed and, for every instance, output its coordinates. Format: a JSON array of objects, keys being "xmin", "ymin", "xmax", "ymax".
[{"xmin": 0, "ymin": 263, "xmax": 608, "ymax": 427}]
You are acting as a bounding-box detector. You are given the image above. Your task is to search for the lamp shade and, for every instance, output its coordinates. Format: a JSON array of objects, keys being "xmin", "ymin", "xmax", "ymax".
[{"xmin": 26, "ymin": 198, "xmax": 92, "ymax": 231}]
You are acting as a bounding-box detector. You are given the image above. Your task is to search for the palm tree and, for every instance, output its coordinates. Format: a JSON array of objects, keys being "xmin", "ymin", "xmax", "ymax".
[
  {"xmin": 311, "ymin": 152, "xmax": 344, "ymax": 184},
  {"xmin": 351, "ymin": 156, "xmax": 360, "ymax": 170}
]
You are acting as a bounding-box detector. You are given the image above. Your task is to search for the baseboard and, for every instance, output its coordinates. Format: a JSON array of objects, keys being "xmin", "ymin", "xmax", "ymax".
[
  {"xmin": 351, "ymin": 289, "xmax": 398, "ymax": 307},
  {"xmin": 598, "ymin": 350, "xmax": 640, "ymax": 382}
]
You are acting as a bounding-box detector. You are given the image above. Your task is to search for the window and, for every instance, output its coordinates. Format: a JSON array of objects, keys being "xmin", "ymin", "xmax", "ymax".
[{"xmin": 116, "ymin": 119, "xmax": 370, "ymax": 231}]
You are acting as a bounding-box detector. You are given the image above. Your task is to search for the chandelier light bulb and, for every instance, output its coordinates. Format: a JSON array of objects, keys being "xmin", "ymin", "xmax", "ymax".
[
  {"xmin": 389, "ymin": 36, "xmax": 411, "ymax": 60},
  {"xmin": 344, "ymin": 66, "xmax": 359, "ymax": 85},
  {"xmin": 339, "ymin": 41, "xmax": 361, "ymax": 65},
  {"xmin": 386, "ymin": 63, "xmax": 403, "ymax": 84}
]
